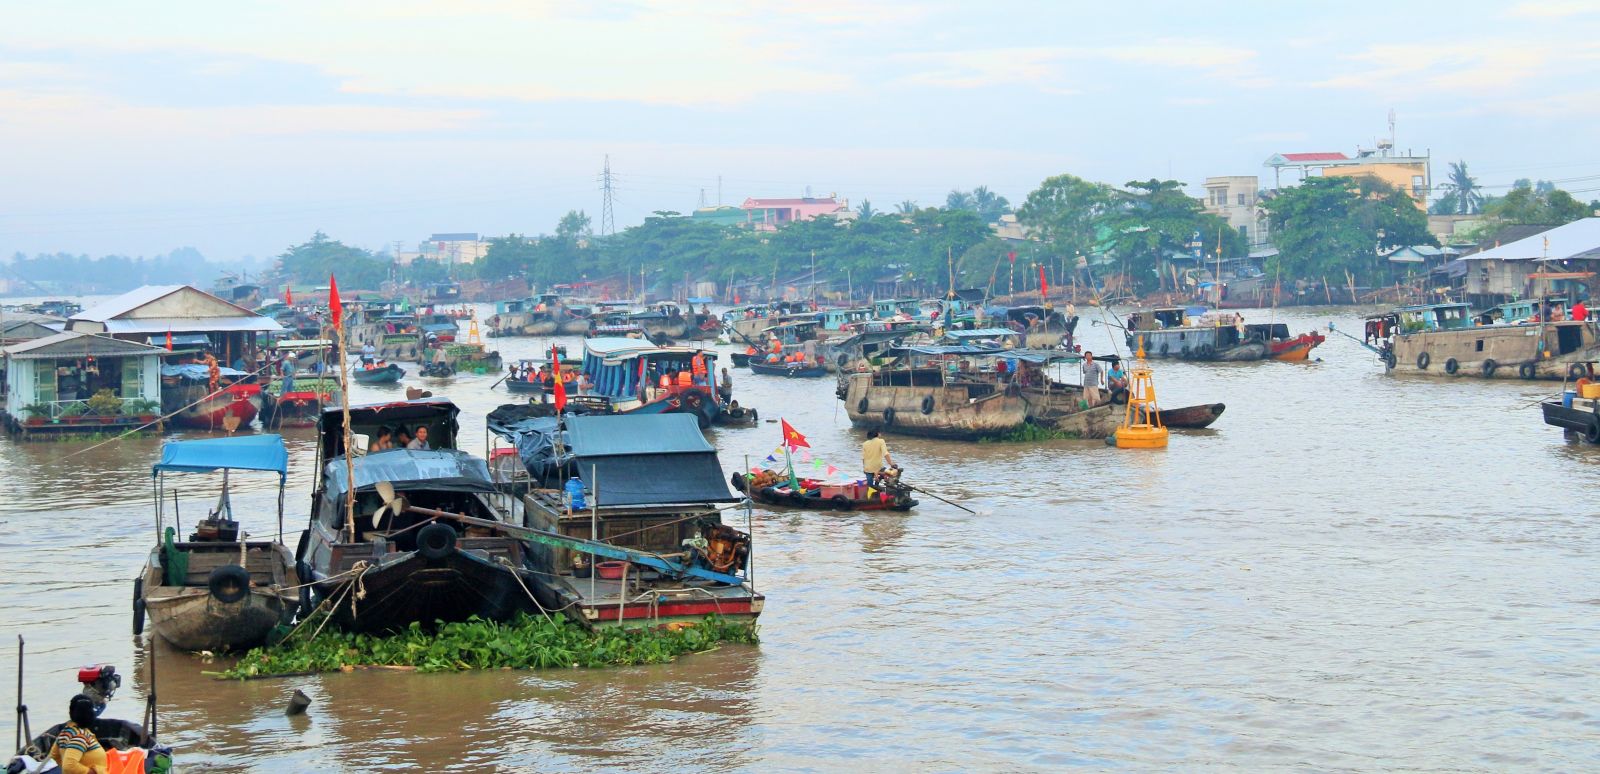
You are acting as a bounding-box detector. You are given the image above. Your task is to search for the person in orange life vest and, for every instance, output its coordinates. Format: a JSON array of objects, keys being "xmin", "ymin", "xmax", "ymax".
[
  {"xmin": 677, "ymin": 370, "xmax": 694, "ymax": 387},
  {"xmin": 659, "ymin": 371, "xmax": 673, "ymax": 389},
  {"xmin": 745, "ymin": 345, "xmax": 757, "ymax": 356}
]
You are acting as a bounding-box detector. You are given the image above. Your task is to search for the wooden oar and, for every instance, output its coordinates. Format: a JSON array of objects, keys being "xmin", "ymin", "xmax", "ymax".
[
  {"xmin": 899, "ymin": 481, "xmax": 976, "ymax": 513},
  {"xmin": 489, "ymin": 372, "xmax": 511, "ymax": 390}
]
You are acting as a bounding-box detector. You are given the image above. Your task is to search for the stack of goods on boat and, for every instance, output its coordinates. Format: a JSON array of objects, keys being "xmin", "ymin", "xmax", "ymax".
[
  {"xmin": 1124, "ymin": 307, "xmax": 1324, "ymax": 362},
  {"xmin": 136, "ymin": 435, "xmax": 300, "ymax": 651}
]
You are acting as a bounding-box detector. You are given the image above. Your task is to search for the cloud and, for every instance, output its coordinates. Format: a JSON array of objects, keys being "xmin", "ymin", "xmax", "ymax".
[
  {"xmin": 0, "ymin": 89, "xmax": 486, "ymax": 137},
  {"xmin": 1311, "ymin": 43, "xmax": 1594, "ymax": 96},
  {"xmin": 894, "ymin": 40, "xmax": 1259, "ymax": 92}
]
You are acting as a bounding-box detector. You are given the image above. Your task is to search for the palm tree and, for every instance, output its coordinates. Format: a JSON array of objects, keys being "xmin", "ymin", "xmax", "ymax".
[
  {"xmin": 946, "ymin": 190, "xmax": 976, "ymax": 210},
  {"xmin": 896, "ymin": 200, "xmax": 919, "ymax": 215},
  {"xmin": 1437, "ymin": 161, "xmax": 1484, "ymax": 214},
  {"xmin": 857, "ymin": 200, "xmax": 878, "ymax": 220},
  {"xmin": 972, "ymin": 185, "xmax": 1012, "ymax": 222}
]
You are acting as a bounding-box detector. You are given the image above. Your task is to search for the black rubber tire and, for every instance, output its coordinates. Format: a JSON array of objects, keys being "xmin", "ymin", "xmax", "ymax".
[
  {"xmin": 729, "ymin": 472, "xmax": 745, "ymax": 492},
  {"xmin": 788, "ymin": 492, "xmax": 810, "ymax": 507},
  {"xmin": 758, "ymin": 486, "xmax": 784, "ymax": 503},
  {"xmin": 1198, "ymin": 344, "xmax": 1214, "ymax": 358},
  {"xmin": 208, "ymin": 565, "xmax": 251, "ymax": 604},
  {"xmin": 1482, "ymin": 359, "xmax": 1498, "ymax": 377},
  {"xmin": 416, "ymin": 523, "xmax": 457, "ymax": 562},
  {"xmin": 1159, "ymin": 343, "xmax": 1169, "ymax": 356},
  {"xmin": 830, "ymin": 494, "xmax": 853, "ymax": 511},
  {"xmin": 1519, "ymin": 362, "xmax": 1537, "ymax": 380},
  {"xmin": 1444, "ymin": 358, "xmax": 1459, "ymax": 375},
  {"xmin": 1416, "ymin": 352, "xmax": 1431, "ymax": 370},
  {"xmin": 1586, "ymin": 421, "xmax": 1600, "ymax": 444},
  {"xmin": 857, "ymin": 397, "xmax": 869, "ymax": 414},
  {"xmin": 296, "ymin": 561, "xmax": 313, "ymax": 618},
  {"xmin": 1110, "ymin": 388, "xmax": 1129, "ymax": 405},
  {"xmin": 1571, "ymin": 363, "xmax": 1589, "ymax": 380},
  {"xmin": 132, "ymin": 577, "xmax": 145, "ymax": 636},
  {"xmin": 921, "ymin": 395, "xmax": 935, "ymax": 415},
  {"xmin": 836, "ymin": 353, "xmax": 848, "ymax": 367},
  {"xmin": 1382, "ymin": 351, "xmax": 1397, "ymax": 369},
  {"xmin": 882, "ymin": 407, "xmax": 896, "ymax": 426}
]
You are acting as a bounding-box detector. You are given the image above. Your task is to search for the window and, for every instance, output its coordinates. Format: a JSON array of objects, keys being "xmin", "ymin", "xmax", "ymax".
[
  {"xmin": 122, "ymin": 356, "xmax": 143, "ymax": 399},
  {"xmin": 1238, "ymin": 225, "xmax": 1249, "ymax": 241},
  {"xmin": 1236, "ymin": 193, "xmax": 1246, "ymax": 206},
  {"xmin": 34, "ymin": 360, "xmax": 56, "ymax": 403}
]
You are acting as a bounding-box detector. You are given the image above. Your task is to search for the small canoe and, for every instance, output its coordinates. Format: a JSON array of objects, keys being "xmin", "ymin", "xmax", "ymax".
[
  {"xmin": 730, "ymin": 472, "xmax": 917, "ymax": 512},
  {"xmin": 749, "ymin": 361, "xmax": 829, "ymax": 378},
  {"xmin": 729, "ymin": 352, "xmax": 753, "ymax": 367},
  {"xmin": 505, "ymin": 378, "xmax": 543, "ymax": 394},
  {"xmin": 1154, "ymin": 402, "xmax": 1226, "ymax": 429},
  {"xmin": 352, "ymin": 364, "xmax": 404, "ymax": 384},
  {"xmin": 140, "ymin": 541, "xmax": 300, "ymax": 651}
]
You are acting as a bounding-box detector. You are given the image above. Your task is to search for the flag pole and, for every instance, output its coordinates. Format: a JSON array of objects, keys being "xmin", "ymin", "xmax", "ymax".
[{"xmin": 332, "ymin": 279, "xmax": 357, "ymax": 542}]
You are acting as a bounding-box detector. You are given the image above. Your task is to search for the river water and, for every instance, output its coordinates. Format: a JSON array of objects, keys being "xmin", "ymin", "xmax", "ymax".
[{"xmin": 2, "ymin": 306, "xmax": 1597, "ymax": 771}]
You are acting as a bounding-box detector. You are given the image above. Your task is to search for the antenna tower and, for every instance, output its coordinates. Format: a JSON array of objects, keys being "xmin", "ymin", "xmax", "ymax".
[{"xmin": 599, "ymin": 155, "xmax": 617, "ymax": 237}]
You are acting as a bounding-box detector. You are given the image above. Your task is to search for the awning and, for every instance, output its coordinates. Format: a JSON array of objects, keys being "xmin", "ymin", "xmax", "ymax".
[
  {"xmin": 153, "ymin": 434, "xmax": 287, "ymax": 481},
  {"xmin": 323, "ymin": 449, "xmax": 494, "ymax": 497},
  {"xmin": 945, "ymin": 328, "xmax": 1018, "ymax": 339},
  {"xmin": 147, "ymin": 333, "xmax": 211, "ymax": 348},
  {"xmin": 566, "ymin": 414, "xmax": 736, "ymax": 506}
]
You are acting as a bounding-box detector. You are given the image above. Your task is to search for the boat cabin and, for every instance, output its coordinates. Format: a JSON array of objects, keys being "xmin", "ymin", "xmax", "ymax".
[
  {"xmin": 581, "ymin": 338, "xmax": 721, "ymax": 406},
  {"xmin": 1128, "ymin": 307, "xmax": 1194, "ymax": 330},
  {"xmin": 1396, "ymin": 303, "xmax": 1473, "ymax": 334},
  {"xmin": 1478, "ymin": 297, "xmax": 1572, "ymax": 326},
  {"xmin": 763, "ymin": 321, "xmax": 819, "ymax": 345},
  {"xmin": 317, "ymin": 397, "xmax": 462, "ymax": 467},
  {"xmin": 872, "ymin": 299, "xmax": 921, "ymax": 319},
  {"xmin": 494, "ymin": 299, "xmax": 529, "ymax": 316},
  {"xmin": 944, "ymin": 327, "xmax": 1025, "ymax": 348},
  {"xmin": 819, "ymin": 308, "xmax": 871, "ymax": 331}
]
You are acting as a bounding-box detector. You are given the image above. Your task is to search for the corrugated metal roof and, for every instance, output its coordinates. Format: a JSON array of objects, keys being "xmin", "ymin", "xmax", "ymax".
[
  {"xmin": 102, "ymin": 317, "xmax": 282, "ymax": 334},
  {"xmin": 3, "ymin": 331, "xmax": 164, "ymax": 359},
  {"xmin": 1464, "ymin": 218, "xmax": 1600, "ymax": 262},
  {"xmin": 71, "ymin": 284, "xmax": 273, "ymax": 327}
]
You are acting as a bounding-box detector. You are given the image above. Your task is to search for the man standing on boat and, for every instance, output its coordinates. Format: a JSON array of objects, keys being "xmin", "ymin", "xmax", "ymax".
[
  {"xmin": 1081, "ymin": 351, "xmax": 1102, "ymax": 407},
  {"xmin": 862, "ymin": 429, "xmax": 893, "ymax": 481}
]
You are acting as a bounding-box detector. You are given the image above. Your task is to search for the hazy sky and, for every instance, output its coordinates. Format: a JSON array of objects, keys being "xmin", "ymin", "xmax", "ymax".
[{"xmin": 3, "ymin": 0, "xmax": 1598, "ymax": 260}]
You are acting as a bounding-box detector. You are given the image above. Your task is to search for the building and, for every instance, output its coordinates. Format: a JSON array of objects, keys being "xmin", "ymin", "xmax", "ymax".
[
  {"xmin": 66, "ymin": 285, "xmax": 283, "ymax": 364},
  {"xmin": 397, "ymin": 233, "xmax": 492, "ymax": 265},
  {"xmin": 740, "ymin": 196, "xmax": 851, "ymax": 231},
  {"xmin": 1458, "ymin": 218, "xmax": 1600, "ymax": 304},
  {"xmin": 1265, "ymin": 145, "xmax": 1431, "ymax": 209},
  {"xmin": 1202, "ymin": 176, "xmax": 1266, "ymax": 249},
  {"xmin": 690, "ymin": 206, "xmax": 748, "ymax": 227},
  {"xmin": 3, "ymin": 331, "xmax": 165, "ymax": 435}
]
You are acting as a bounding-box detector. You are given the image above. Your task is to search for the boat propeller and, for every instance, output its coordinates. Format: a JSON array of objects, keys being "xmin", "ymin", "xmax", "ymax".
[{"xmin": 372, "ymin": 480, "xmax": 409, "ymax": 528}]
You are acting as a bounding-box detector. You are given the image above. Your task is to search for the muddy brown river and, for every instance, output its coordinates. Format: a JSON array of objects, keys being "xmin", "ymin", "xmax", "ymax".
[{"xmin": 2, "ymin": 306, "xmax": 1597, "ymax": 771}]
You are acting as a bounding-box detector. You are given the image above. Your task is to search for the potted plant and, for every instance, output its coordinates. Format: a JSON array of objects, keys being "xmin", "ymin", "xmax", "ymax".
[
  {"xmin": 86, "ymin": 389, "xmax": 123, "ymax": 418},
  {"xmin": 126, "ymin": 399, "xmax": 160, "ymax": 423},
  {"xmin": 21, "ymin": 403, "xmax": 50, "ymax": 426},
  {"xmin": 59, "ymin": 402, "xmax": 87, "ymax": 424}
]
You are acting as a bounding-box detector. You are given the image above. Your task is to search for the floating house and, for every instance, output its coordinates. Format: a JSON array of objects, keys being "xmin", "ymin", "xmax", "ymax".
[
  {"xmin": 67, "ymin": 285, "xmax": 283, "ymax": 364},
  {"xmin": 3, "ymin": 331, "xmax": 165, "ymax": 436}
]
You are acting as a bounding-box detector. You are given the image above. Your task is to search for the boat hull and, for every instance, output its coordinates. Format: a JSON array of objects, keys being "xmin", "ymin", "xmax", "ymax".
[
  {"xmin": 749, "ymin": 362, "xmax": 829, "ymax": 378},
  {"xmin": 505, "ymin": 378, "xmax": 543, "ymax": 394},
  {"xmin": 1542, "ymin": 398, "xmax": 1600, "ymax": 442},
  {"xmin": 352, "ymin": 364, "xmax": 405, "ymax": 384},
  {"xmin": 166, "ymin": 383, "xmax": 261, "ymax": 430},
  {"xmin": 1270, "ymin": 332, "xmax": 1326, "ymax": 361},
  {"xmin": 843, "ymin": 374, "xmax": 1028, "ymax": 440},
  {"xmin": 1387, "ymin": 321, "xmax": 1600, "ymax": 380},
  {"xmin": 315, "ymin": 549, "xmax": 545, "ymax": 634},
  {"xmin": 557, "ymin": 318, "xmax": 591, "ymax": 335},
  {"xmin": 730, "ymin": 472, "xmax": 915, "ymax": 511},
  {"xmin": 1154, "ymin": 402, "xmax": 1226, "ymax": 429},
  {"xmin": 142, "ymin": 543, "xmax": 299, "ymax": 651},
  {"xmin": 524, "ymin": 319, "xmax": 560, "ymax": 335}
]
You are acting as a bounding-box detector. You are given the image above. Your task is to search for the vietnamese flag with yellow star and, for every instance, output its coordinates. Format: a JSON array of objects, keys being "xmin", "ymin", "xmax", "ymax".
[{"xmin": 780, "ymin": 418, "xmax": 810, "ymax": 450}]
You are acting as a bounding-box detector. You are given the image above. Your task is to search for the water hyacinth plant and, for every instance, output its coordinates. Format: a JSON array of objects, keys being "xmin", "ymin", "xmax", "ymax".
[{"xmin": 221, "ymin": 614, "xmax": 758, "ymax": 679}]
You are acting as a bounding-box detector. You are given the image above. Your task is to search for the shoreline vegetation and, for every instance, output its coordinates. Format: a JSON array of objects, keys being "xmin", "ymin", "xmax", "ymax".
[{"xmin": 219, "ymin": 614, "xmax": 759, "ymax": 680}]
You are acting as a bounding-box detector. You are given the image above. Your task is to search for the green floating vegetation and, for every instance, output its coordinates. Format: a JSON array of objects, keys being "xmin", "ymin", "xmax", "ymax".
[
  {"xmin": 979, "ymin": 424, "xmax": 1084, "ymax": 443},
  {"xmin": 221, "ymin": 614, "xmax": 758, "ymax": 679}
]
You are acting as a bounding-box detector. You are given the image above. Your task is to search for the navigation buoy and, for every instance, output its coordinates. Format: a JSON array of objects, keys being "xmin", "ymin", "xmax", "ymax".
[{"xmin": 1115, "ymin": 336, "xmax": 1169, "ymax": 449}]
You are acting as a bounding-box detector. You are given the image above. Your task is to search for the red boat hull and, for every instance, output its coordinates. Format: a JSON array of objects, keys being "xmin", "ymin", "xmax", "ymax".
[
  {"xmin": 171, "ymin": 383, "xmax": 261, "ymax": 430},
  {"xmin": 1270, "ymin": 332, "xmax": 1325, "ymax": 361}
]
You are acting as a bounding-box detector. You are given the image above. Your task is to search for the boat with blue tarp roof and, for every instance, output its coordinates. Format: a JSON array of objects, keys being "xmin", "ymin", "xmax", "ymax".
[{"xmin": 580, "ymin": 337, "xmax": 724, "ymax": 427}]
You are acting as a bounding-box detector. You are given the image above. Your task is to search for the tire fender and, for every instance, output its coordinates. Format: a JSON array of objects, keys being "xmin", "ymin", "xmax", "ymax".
[
  {"xmin": 132, "ymin": 577, "xmax": 145, "ymax": 636},
  {"xmin": 1416, "ymin": 351, "xmax": 1431, "ymax": 370},
  {"xmin": 1570, "ymin": 363, "xmax": 1589, "ymax": 380},
  {"xmin": 1444, "ymin": 358, "xmax": 1459, "ymax": 375},
  {"xmin": 830, "ymin": 494, "xmax": 853, "ymax": 511},
  {"xmin": 882, "ymin": 406, "xmax": 896, "ymax": 426},
  {"xmin": 857, "ymin": 397, "xmax": 869, "ymax": 414},
  {"xmin": 207, "ymin": 565, "xmax": 251, "ymax": 604},
  {"xmin": 416, "ymin": 523, "xmax": 457, "ymax": 562},
  {"xmin": 1519, "ymin": 362, "xmax": 1537, "ymax": 380},
  {"xmin": 1482, "ymin": 359, "xmax": 1498, "ymax": 377},
  {"xmin": 921, "ymin": 395, "xmax": 935, "ymax": 415}
]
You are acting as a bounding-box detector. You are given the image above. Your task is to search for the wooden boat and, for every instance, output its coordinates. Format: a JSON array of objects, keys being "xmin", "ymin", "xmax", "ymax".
[
  {"xmin": 418, "ymin": 361, "xmax": 455, "ymax": 378},
  {"xmin": 352, "ymin": 362, "xmax": 404, "ymax": 384},
  {"xmin": 628, "ymin": 303, "xmax": 692, "ymax": 339},
  {"xmin": 1541, "ymin": 385, "xmax": 1600, "ymax": 442},
  {"xmin": 297, "ymin": 399, "xmax": 546, "ymax": 633},
  {"xmin": 730, "ymin": 470, "xmax": 917, "ymax": 511},
  {"xmin": 518, "ymin": 413, "xmax": 762, "ymax": 629},
  {"xmin": 1376, "ymin": 303, "xmax": 1600, "ymax": 380},
  {"xmin": 160, "ymin": 364, "xmax": 262, "ymax": 430},
  {"xmin": 580, "ymin": 337, "xmax": 725, "ymax": 427},
  {"xmin": 713, "ymin": 402, "xmax": 760, "ymax": 426},
  {"xmin": 842, "ymin": 360, "xmax": 1029, "ymax": 440},
  {"xmin": 749, "ymin": 360, "xmax": 829, "ymax": 378},
  {"xmin": 1155, "ymin": 402, "xmax": 1226, "ymax": 429},
  {"xmin": 137, "ymin": 435, "xmax": 300, "ymax": 651},
  {"xmin": 730, "ymin": 351, "xmax": 752, "ymax": 367},
  {"xmin": 1124, "ymin": 308, "xmax": 1322, "ymax": 362},
  {"xmin": 262, "ymin": 376, "xmax": 339, "ymax": 428},
  {"xmin": 9, "ymin": 652, "xmax": 169, "ymax": 773}
]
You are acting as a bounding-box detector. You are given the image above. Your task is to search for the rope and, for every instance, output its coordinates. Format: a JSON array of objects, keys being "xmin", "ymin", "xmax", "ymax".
[{"xmin": 495, "ymin": 556, "xmax": 558, "ymax": 626}]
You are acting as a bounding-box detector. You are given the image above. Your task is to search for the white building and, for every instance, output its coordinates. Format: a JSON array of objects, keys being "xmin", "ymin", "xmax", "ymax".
[{"xmin": 1202, "ymin": 176, "xmax": 1266, "ymax": 250}]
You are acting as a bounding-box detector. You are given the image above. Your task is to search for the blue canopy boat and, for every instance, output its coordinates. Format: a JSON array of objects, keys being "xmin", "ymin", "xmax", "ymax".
[
  {"xmin": 580, "ymin": 338, "xmax": 724, "ymax": 427},
  {"xmin": 137, "ymin": 435, "xmax": 301, "ymax": 651}
]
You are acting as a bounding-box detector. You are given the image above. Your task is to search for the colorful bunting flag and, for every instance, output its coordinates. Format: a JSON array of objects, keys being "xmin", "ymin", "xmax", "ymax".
[
  {"xmin": 764, "ymin": 455, "xmax": 776, "ymax": 463},
  {"xmin": 826, "ymin": 465, "xmax": 838, "ymax": 476}
]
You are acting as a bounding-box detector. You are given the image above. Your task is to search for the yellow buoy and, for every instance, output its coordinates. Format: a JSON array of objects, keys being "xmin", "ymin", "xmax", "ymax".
[{"xmin": 1115, "ymin": 335, "xmax": 1169, "ymax": 449}]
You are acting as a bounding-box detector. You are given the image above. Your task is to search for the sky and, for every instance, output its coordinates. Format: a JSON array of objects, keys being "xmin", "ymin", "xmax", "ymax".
[{"xmin": 2, "ymin": 0, "xmax": 1599, "ymax": 260}]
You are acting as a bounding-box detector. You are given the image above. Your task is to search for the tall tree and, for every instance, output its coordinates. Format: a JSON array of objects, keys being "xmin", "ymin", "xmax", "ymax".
[
  {"xmin": 1017, "ymin": 173, "xmax": 1115, "ymax": 263},
  {"xmin": 857, "ymin": 200, "xmax": 879, "ymax": 220},
  {"xmin": 1102, "ymin": 179, "xmax": 1240, "ymax": 292},
  {"xmin": 1487, "ymin": 180, "xmax": 1591, "ymax": 225},
  {"xmin": 945, "ymin": 190, "xmax": 976, "ymax": 211},
  {"xmin": 896, "ymin": 200, "xmax": 919, "ymax": 215},
  {"xmin": 278, "ymin": 231, "xmax": 390, "ymax": 288},
  {"xmin": 1434, "ymin": 161, "xmax": 1483, "ymax": 215},
  {"xmin": 971, "ymin": 185, "xmax": 1012, "ymax": 222},
  {"xmin": 1261, "ymin": 176, "xmax": 1434, "ymax": 281}
]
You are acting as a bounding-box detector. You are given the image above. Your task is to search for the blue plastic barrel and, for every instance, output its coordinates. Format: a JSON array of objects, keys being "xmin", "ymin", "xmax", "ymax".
[
  {"xmin": 1564, "ymin": 390, "xmax": 1576, "ymax": 409},
  {"xmin": 565, "ymin": 476, "xmax": 587, "ymax": 510}
]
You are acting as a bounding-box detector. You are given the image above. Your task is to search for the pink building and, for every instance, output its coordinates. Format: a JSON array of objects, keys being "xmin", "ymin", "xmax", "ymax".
[{"xmin": 741, "ymin": 196, "xmax": 850, "ymax": 230}]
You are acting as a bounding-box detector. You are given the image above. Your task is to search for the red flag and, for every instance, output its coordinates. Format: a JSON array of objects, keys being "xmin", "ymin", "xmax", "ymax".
[
  {"xmin": 328, "ymin": 275, "xmax": 342, "ymax": 329},
  {"xmin": 1038, "ymin": 265, "xmax": 1049, "ymax": 299},
  {"xmin": 285, "ymin": 286, "xmax": 293, "ymax": 305},
  {"xmin": 780, "ymin": 418, "xmax": 810, "ymax": 450},
  {"xmin": 550, "ymin": 345, "xmax": 567, "ymax": 413},
  {"xmin": 165, "ymin": 329, "xmax": 173, "ymax": 351},
  {"xmin": 1007, "ymin": 251, "xmax": 1016, "ymax": 264}
]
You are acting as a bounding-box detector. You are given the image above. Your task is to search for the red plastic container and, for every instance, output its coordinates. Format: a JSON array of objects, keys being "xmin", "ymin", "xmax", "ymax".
[{"xmin": 595, "ymin": 561, "xmax": 629, "ymax": 580}]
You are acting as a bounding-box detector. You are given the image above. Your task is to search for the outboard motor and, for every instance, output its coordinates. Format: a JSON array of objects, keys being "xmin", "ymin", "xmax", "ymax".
[{"xmin": 76, "ymin": 665, "xmax": 120, "ymax": 716}]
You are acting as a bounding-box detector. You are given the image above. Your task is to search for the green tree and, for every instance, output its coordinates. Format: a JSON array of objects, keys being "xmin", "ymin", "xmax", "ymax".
[
  {"xmin": 278, "ymin": 231, "xmax": 390, "ymax": 288},
  {"xmin": 1017, "ymin": 173, "xmax": 1115, "ymax": 263},
  {"xmin": 1488, "ymin": 180, "xmax": 1591, "ymax": 225},
  {"xmin": 1101, "ymin": 179, "xmax": 1241, "ymax": 292},
  {"xmin": 896, "ymin": 200, "xmax": 919, "ymax": 215},
  {"xmin": 971, "ymin": 185, "xmax": 1011, "ymax": 222},
  {"xmin": 857, "ymin": 200, "xmax": 879, "ymax": 220},
  {"xmin": 481, "ymin": 235, "xmax": 541, "ymax": 280},
  {"xmin": 945, "ymin": 190, "xmax": 976, "ymax": 211},
  {"xmin": 1261, "ymin": 176, "xmax": 1434, "ymax": 281},
  {"xmin": 1433, "ymin": 160, "xmax": 1483, "ymax": 215}
]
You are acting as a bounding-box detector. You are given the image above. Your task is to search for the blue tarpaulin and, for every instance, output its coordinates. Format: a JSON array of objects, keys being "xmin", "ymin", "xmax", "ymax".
[
  {"xmin": 153, "ymin": 434, "xmax": 288, "ymax": 480},
  {"xmin": 323, "ymin": 449, "xmax": 494, "ymax": 497},
  {"xmin": 565, "ymin": 414, "xmax": 736, "ymax": 506},
  {"xmin": 161, "ymin": 363, "xmax": 248, "ymax": 380}
]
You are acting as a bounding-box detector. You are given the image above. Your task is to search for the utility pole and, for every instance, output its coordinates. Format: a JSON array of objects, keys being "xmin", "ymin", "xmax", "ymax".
[
  {"xmin": 717, "ymin": 175, "xmax": 723, "ymax": 206},
  {"xmin": 599, "ymin": 155, "xmax": 616, "ymax": 238}
]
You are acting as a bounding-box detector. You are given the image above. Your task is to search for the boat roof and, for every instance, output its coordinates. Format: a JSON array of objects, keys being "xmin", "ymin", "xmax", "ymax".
[
  {"xmin": 318, "ymin": 398, "xmax": 460, "ymax": 459},
  {"xmin": 1395, "ymin": 303, "xmax": 1470, "ymax": 312},
  {"xmin": 154, "ymin": 434, "xmax": 288, "ymax": 481},
  {"xmin": 945, "ymin": 328, "xmax": 1020, "ymax": 339},
  {"xmin": 272, "ymin": 338, "xmax": 333, "ymax": 349},
  {"xmin": 324, "ymin": 449, "xmax": 495, "ymax": 497},
  {"xmin": 566, "ymin": 414, "xmax": 737, "ymax": 506},
  {"xmin": 890, "ymin": 345, "xmax": 1073, "ymax": 364},
  {"xmin": 585, "ymin": 337, "xmax": 719, "ymax": 361}
]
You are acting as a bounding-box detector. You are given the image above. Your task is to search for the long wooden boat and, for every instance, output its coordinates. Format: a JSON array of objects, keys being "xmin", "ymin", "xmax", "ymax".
[
  {"xmin": 842, "ymin": 369, "xmax": 1028, "ymax": 440},
  {"xmin": 1541, "ymin": 389, "xmax": 1600, "ymax": 442},
  {"xmin": 730, "ymin": 471, "xmax": 916, "ymax": 511},
  {"xmin": 352, "ymin": 363, "xmax": 404, "ymax": 384},
  {"xmin": 1376, "ymin": 303, "xmax": 1600, "ymax": 380},
  {"xmin": 262, "ymin": 376, "xmax": 339, "ymax": 428},
  {"xmin": 749, "ymin": 361, "xmax": 829, "ymax": 378},
  {"xmin": 298, "ymin": 400, "xmax": 542, "ymax": 632},
  {"xmin": 1124, "ymin": 308, "xmax": 1322, "ymax": 362},
  {"xmin": 138, "ymin": 435, "xmax": 299, "ymax": 651},
  {"xmin": 580, "ymin": 337, "xmax": 725, "ymax": 427},
  {"xmin": 1155, "ymin": 402, "xmax": 1226, "ymax": 429}
]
